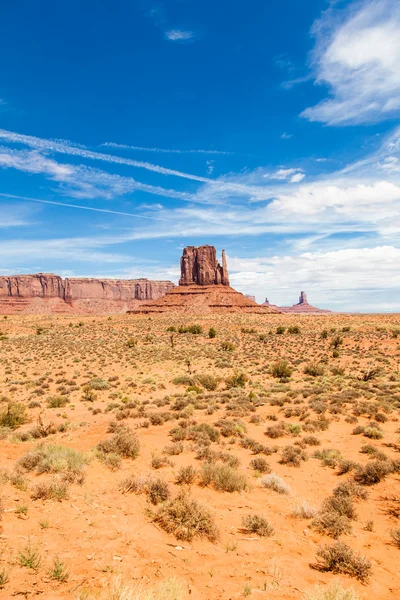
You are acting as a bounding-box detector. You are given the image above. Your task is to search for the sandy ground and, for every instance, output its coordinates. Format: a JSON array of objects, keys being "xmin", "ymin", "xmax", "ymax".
[{"xmin": 0, "ymin": 312, "xmax": 399, "ymax": 599}]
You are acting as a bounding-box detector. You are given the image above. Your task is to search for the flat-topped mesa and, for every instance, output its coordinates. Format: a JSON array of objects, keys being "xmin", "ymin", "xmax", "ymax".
[
  {"xmin": 0, "ymin": 274, "xmax": 174, "ymax": 314},
  {"xmin": 179, "ymin": 245, "xmax": 229, "ymax": 286},
  {"xmin": 298, "ymin": 291, "xmax": 308, "ymax": 305}
]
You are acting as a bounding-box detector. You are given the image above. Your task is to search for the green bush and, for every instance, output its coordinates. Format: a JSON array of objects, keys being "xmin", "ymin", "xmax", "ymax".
[
  {"xmin": 225, "ymin": 372, "xmax": 248, "ymax": 389},
  {"xmin": 304, "ymin": 363, "xmax": 325, "ymax": 377},
  {"xmin": 208, "ymin": 327, "xmax": 217, "ymax": 338},
  {"xmin": 196, "ymin": 373, "xmax": 220, "ymax": 391},
  {"xmin": 271, "ymin": 361, "xmax": 292, "ymax": 380},
  {"xmin": 178, "ymin": 324, "xmax": 203, "ymax": 334},
  {"xmin": 0, "ymin": 402, "xmax": 28, "ymax": 430}
]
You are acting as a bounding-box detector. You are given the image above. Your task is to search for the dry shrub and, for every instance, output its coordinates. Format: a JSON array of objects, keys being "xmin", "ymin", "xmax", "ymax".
[
  {"xmin": 354, "ymin": 460, "xmax": 392, "ymax": 485},
  {"xmin": 321, "ymin": 496, "xmax": 357, "ymax": 520},
  {"xmin": 280, "ymin": 445, "xmax": 308, "ymax": 467},
  {"xmin": 249, "ymin": 457, "xmax": 271, "ymax": 473},
  {"xmin": 241, "ymin": 514, "xmax": 274, "ymax": 537},
  {"xmin": 312, "ymin": 511, "xmax": 352, "ymax": 539},
  {"xmin": 97, "ymin": 425, "xmax": 140, "ymax": 459},
  {"xmin": 391, "ymin": 529, "xmax": 400, "ymax": 548},
  {"xmin": 153, "ymin": 491, "xmax": 219, "ymax": 542},
  {"xmin": 176, "ymin": 465, "xmax": 197, "ymax": 485},
  {"xmin": 312, "ymin": 542, "xmax": 371, "ymax": 582},
  {"xmin": 333, "ymin": 481, "xmax": 368, "ymax": 501}
]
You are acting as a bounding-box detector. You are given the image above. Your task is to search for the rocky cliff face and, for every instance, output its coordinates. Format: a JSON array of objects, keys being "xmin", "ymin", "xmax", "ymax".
[
  {"xmin": 179, "ymin": 245, "xmax": 229, "ymax": 286},
  {"xmin": 0, "ymin": 274, "xmax": 174, "ymax": 314}
]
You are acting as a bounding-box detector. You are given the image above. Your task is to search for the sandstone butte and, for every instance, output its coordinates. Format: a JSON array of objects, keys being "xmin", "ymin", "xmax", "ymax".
[
  {"xmin": 262, "ymin": 291, "xmax": 332, "ymax": 314},
  {"xmin": 131, "ymin": 245, "xmax": 279, "ymax": 314},
  {"xmin": 0, "ymin": 274, "xmax": 174, "ymax": 315}
]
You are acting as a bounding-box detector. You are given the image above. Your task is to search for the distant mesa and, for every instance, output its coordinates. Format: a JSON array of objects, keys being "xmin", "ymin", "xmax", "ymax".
[
  {"xmin": 131, "ymin": 245, "xmax": 278, "ymax": 314},
  {"xmin": 244, "ymin": 294, "xmax": 256, "ymax": 302},
  {"xmin": 0, "ymin": 274, "xmax": 174, "ymax": 315},
  {"xmin": 261, "ymin": 291, "xmax": 332, "ymax": 314}
]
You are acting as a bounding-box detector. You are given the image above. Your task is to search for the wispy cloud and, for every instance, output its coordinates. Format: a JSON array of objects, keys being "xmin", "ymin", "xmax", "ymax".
[
  {"xmin": 165, "ymin": 29, "xmax": 195, "ymax": 42},
  {"xmin": 302, "ymin": 0, "xmax": 400, "ymax": 125},
  {"xmin": 0, "ymin": 128, "xmax": 282, "ymax": 199},
  {"xmin": 0, "ymin": 146, "xmax": 199, "ymax": 202},
  {"xmin": 100, "ymin": 142, "xmax": 233, "ymax": 155}
]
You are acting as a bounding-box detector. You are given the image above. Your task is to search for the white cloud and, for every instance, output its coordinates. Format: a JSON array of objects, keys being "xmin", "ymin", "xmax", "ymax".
[
  {"xmin": 165, "ymin": 30, "xmax": 194, "ymax": 41},
  {"xmin": 264, "ymin": 168, "xmax": 305, "ymax": 183},
  {"xmin": 290, "ymin": 172, "xmax": 305, "ymax": 183},
  {"xmin": 228, "ymin": 246, "xmax": 400, "ymax": 310},
  {"xmin": 302, "ymin": 0, "xmax": 400, "ymax": 125},
  {"xmin": 280, "ymin": 132, "xmax": 292, "ymax": 139}
]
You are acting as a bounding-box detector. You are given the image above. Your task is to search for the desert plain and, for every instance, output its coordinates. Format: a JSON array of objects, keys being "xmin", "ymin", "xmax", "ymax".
[{"xmin": 0, "ymin": 312, "xmax": 399, "ymax": 599}]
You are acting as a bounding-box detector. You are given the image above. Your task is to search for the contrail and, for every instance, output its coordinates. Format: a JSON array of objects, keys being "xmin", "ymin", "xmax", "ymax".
[
  {"xmin": 0, "ymin": 193, "xmax": 173, "ymax": 222},
  {"xmin": 101, "ymin": 142, "xmax": 234, "ymax": 155},
  {"xmin": 0, "ymin": 128, "xmax": 261, "ymax": 195}
]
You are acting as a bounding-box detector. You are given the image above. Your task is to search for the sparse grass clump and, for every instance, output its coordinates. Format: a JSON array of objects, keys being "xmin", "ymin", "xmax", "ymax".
[
  {"xmin": 31, "ymin": 477, "xmax": 69, "ymax": 501},
  {"xmin": 200, "ymin": 463, "xmax": 248, "ymax": 492},
  {"xmin": 19, "ymin": 542, "xmax": 41, "ymax": 570},
  {"xmin": 19, "ymin": 444, "xmax": 89, "ymax": 481},
  {"xmin": 153, "ymin": 491, "xmax": 219, "ymax": 541},
  {"xmin": 303, "ymin": 581, "xmax": 360, "ymax": 600},
  {"xmin": 313, "ymin": 542, "xmax": 371, "ymax": 582},
  {"xmin": 48, "ymin": 557, "xmax": 69, "ymax": 582},
  {"xmin": 261, "ymin": 473, "xmax": 292, "ymax": 495}
]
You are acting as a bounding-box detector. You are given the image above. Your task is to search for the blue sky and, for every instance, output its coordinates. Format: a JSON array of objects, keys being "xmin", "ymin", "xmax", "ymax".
[{"xmin": 1, "ymin": 0, "xmax": 400, "ymax": 311}]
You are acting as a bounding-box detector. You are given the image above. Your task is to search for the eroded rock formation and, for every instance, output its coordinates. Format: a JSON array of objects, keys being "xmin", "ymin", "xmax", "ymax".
[
  {"xmin": 132, "ymin": 245, "xmax": 279, "ymax": 314},
  {"xmin": 0, "ymin": 274, "xmax": 174, "ymax": 314},
  {"xmin": 261, "ymin": 291, "xmax": 331, "ymax": 314},
  {"xmin": 179, "ymin": 245, "xmax": 229, "ymax": 286}
]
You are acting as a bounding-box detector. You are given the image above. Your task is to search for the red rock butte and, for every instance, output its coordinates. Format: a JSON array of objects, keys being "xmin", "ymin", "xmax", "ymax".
[
  {"xmin": 0, "ymin": 274, "xmax": 174, "ymax": 314},
  {"xmin": 262, "ymin": 291, "xmax": 332, "ymax": 314},
  {"xmin": 131, "ymin": 245, "xmax": 278, "ymax": 314}
]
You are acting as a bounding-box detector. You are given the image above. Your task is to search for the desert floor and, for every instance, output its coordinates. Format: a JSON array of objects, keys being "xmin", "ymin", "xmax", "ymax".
[{"xmin": 0, "ymin": 313, "xmax": 399, "ymax": 599}]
